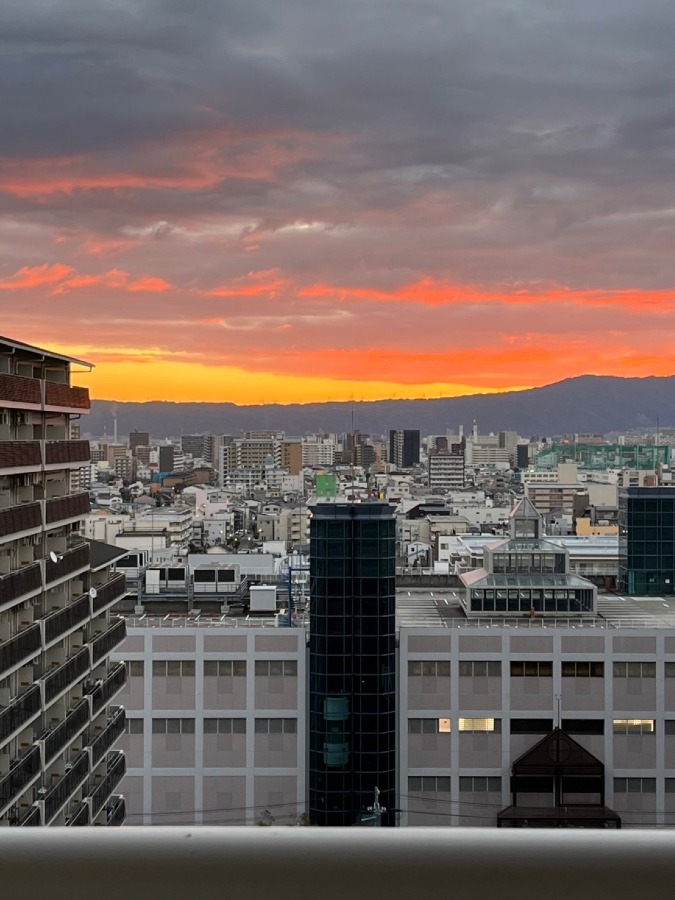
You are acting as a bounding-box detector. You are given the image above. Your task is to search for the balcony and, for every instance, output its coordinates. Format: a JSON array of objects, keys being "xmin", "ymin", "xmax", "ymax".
[
  {"xmin": 0, "ymin": 373, "xmax": 41, "ymax": 407},
  {"xmin": 18, "ymin": 805, "xmax": 41, "ymax": 826},
  {"xmin": 87, "ymin": 749, "xmax": 125, "ymax": 819},
  {"xmin": 0, "ymin": 624, "xmax": 42, "ymax": 680},
  {"xmin": 43, "ymin": 594, "xmax": 91, "ymax": 647},
  {"xmin": 0, "ymin": 441, "xmax": 41, "ymax": 473},
  {"xmin": 90, "ymin": 618, "xmax": 126, "ymax": 668},
  {"xmin": 88, "ymin": 706, "xmax": 125, "ymax": 768},
  {"xmin": 42, "ymin": 648, "xmax": 90, "ymax": 706},
  {"xmin": 0, "ymin": 563, "xmax": 42, "ymax": 612},
  {"xmin": 106, "ymin": 794, "xmax": 126, "ymax": 825},
  {"xmin": 0, "ymin": 745, "xmax": 40, "ymax": 813},
  {"xmin": 0, "ymin": 502, "xmax": 41, "ymax": 541},
  {"xmin": 44, "ymin": 440, "xmax": 91, "ymax": 469},
  {"xmin": 42, "ymin": 749, "xmax": 89, "ymax": 823},
  {"xmin": 91, "ymin": 573, "xmax": 127, "ymax": 616},
  {"xmin": 0, "ymin": 685, "xmax": 41, "ymax": 746},
  {"xmin": 40, "ymin": 698, "xmax": 90, "ymax": 767},
  {"xmin": 44, "ymin": 493, "xmax": 90, "ymax": 529},
  {"xmin": 44, "ymin": 382, "xmax": 90, "ymax": 413},
  {"xmin": 44, "ymin": 542, "xmax": 90, "ymax": 587},
  {"xmin": 88, "ymin": 662, "xmax": 126, "ymax": 715},
  {"xmin": 66, "ymin": 801, "xmax": 90, "ymax": 826}
]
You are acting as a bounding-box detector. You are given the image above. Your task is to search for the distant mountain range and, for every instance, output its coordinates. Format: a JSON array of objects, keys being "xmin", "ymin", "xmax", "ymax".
[{"xmin": 85, "ymin": 375, "xmax": 674, "ymax": 440}]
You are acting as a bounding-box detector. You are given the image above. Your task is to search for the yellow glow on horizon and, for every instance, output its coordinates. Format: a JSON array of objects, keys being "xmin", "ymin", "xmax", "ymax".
[{"xmin": 51, "ymin": 345, "xmax": 531, "ymax": 405}]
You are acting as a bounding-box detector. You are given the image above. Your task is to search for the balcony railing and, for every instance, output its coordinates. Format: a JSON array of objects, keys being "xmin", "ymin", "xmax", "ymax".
[
  {"xmin": 0, "ymin": 441, "xmax": 41, "ymax": 472},
  {"xmin": 44, "ymin": 382, "xmax": 90, "ymax": 411},
  {"xmin": 42, "ymin": 750, "xmax": 90, "ymax": 823},
  {"xmin": 88, "ymin": 707, "xmax": 125, "ymax": 767},
  {"xmin": 44, "ymin": 542, "xmax": 90, "ymax": 586},
  {"xmin": 67, "ymin": 801, "xmax": 90, "ymax": 826},
  {"xmin": 90, "ymin": 619, "xmax": 126, "ymax": 668},
  {"xmin": 87, "ymin": 750, "xmax": 125, "ymax": 819},
  {"xmin": 44, "ymin": 493, "xmax": 90, "ymax": 528},
  {"xmin": 0, "ymin": 745, "xmax": 40, "ymax": 811},
  {"xmin": 0, "ymin": 502, "xmax": 41, "ymax": 539},
  {"xmin": 91, "ymin": 573, "xmax": 127, "ymax": 615},
  {"xmin": 0, "ymin": 564, "xmax": 42, "ymax": 611},
  {"xmin": 0, "ymin": 373, "xmax": 41, "ymax": 406},
  {"xmin": 43, "ymin": 648, "xmax": 90, "ymax": 706},
  {"xmin": 0, "ymin": 624, "xmax": 42, "ymax": 680},
  {"xmin": 44, "ymin": 440, "xmax": 91, "ymax": 467},
  {"xmin": 5, "ymin": 830, "xmax": 675, "ymax": 896},
  {"xmin": 106, "ymin": 794, "xmax": 125, "ymax": 826},
  {"xmin": 18, "ymin": 805, "xmax": 41, "ymax": 827},
  {"xmin": 43, "ymin": 594, "xmax": 91, "ymax": 646},
  {"xmin": 0, "ymin": 685, "xmax": 41, "ymax": 745},
  {"xmin": 88, "ymin": 662, "xmax": 126, "ymax": 715},
  {"xmin": 41, "ymin": 698, "xmax": 90, "ymax": 767}
]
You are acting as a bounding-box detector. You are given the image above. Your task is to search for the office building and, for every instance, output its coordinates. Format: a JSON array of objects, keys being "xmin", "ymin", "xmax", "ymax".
[
  {"xmin": 0, "ymin": 335, "xmax": 128, "ymax": 826},
  {"xmin": 389, "ymin": 431, "xmax": 420, "ymax": 469},
  {"xmin": 308, "ymin": 503, "xmax": 396, "ymax": 825},
  {"xmin": 619, "ymin": 486, "xmax": 675, "ymax": 595}
]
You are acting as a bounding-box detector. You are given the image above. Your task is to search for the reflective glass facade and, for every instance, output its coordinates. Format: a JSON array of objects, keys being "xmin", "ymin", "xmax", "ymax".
[
  {"xmin": 619, "ymin": 487, "xmax": 675, "ymax": 595},
  {"xmin": 309, "ymin": 503, "xmax": 396, "ymax": 826}
]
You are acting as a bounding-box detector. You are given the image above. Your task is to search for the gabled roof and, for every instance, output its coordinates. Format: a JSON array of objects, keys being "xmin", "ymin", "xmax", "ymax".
[
  {"xmin": 512, "ymin": 727, "xmax": 604, "ymax": 776},
  {"xmin": 0, "ymin": 334, "xmax": 93, "ymax": 367}
]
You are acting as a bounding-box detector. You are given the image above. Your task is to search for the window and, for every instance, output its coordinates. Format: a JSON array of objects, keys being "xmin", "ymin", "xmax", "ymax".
[
  {"xmin": 254, "ymin": 718, "xmax": 297, "ymax": 734},
  {"xmin": 408, "ymin": 718, "xmax": 451, "ymax": 734},
  {"xmin": 613, "ymin": 778, "xmax": 656, "ymax": 793},
  {"xmin": 510, "ymin": 661, "xmax": 553, "ymax": 677},
  {"xmin": 459, "ymin": 776, "xmax": 501, "ymax": 792},
  {"xmin": 665, "ymin": 779, "xmax": 675, "ymax": 794},
  {"xmin": 561, "ymin": 719, "xmax": 604, "ymax": 735},
  {"xmin": 665, "ymin": 721, "xmax": 675, "ymax": 735},
  {"xmin": 612, "ymin": 719, "xmax": 655, "ymax": 734},
  {"xmin": 665, "ymin": 662, "xmax": 675, "ymax": 678},
  {"xmin": 128, "ymin": 661, "xmax": 144, "ymax": 677},
  {"xmin": 204, "ymin": 660, "xmax": 246, "ymax": 676},
  {"xmin": 459, "ymin": 661, "xmax": 501, "ymax": 677},
  {"xmin": 408, "ymin": 776, "xmax": 451, "ymax": 793},
  {"xmin": 510, "ymin": 719, "xmax": 553, "ymax": 734},
  {"xmin": 124, "ymin": 718, "xmax": 143, "ymax": 734},
  {"xmin": 408, "ymin": 660, "xmax": 450, "ymax": 677},
  {"xmin": 254, "ymin": 660, "xmax": 298, "ymax": 676},
  {"xmin": 152, "ymin": 660, "xmax": 195, "ymax": 677},
  {"xmin": 458, "ymin": 718, "xmax": 500, "ymax": 733},
  {"xmin": 561, "ymin": 661, "xmax": 604, "ymax": 677},
  {"xmin": 613, "ymin": 662, "xmax": 656, "ymax": 678},
  {"xmin": 204, "ymin": 718, "xmax": 246, "ymax": 734},
  {"xmin": 152, "ymin": 718, "xmax": 195, "ymax": 734}
]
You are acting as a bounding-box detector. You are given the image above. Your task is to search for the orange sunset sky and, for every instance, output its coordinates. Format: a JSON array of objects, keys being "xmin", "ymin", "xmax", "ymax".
[{"xmin": 2, "ymin": 1, "xmax": 675, "ymax": 405}]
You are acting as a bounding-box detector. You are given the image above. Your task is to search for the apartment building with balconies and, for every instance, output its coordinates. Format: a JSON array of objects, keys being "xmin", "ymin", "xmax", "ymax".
[{"xmin": 0, "ymin": 335, "xmax": 128, "ymax": 826}]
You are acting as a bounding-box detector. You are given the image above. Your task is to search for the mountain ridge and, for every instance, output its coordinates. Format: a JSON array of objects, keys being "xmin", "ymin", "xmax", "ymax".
[{"xmin": 85, "ymin": 374, "xmax": 675, "ymax": 439}]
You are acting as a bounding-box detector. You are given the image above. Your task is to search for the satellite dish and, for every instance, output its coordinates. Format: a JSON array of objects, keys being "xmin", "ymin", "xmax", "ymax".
[
  {"xmin": 49, "ymin": 551, "xmax": 59, "ymax": 564},
  {"xmin": 88, "ymin": 587, "xmax": 98, "ymax": 599}
]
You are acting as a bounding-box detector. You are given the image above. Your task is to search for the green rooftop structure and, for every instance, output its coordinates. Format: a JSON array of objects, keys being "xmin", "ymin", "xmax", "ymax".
[{"xmin": 534, "ymin": 443, "xmax": 670, "ymax": 471}]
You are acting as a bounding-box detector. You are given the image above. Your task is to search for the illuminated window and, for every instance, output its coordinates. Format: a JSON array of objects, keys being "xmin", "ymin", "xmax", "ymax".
[
  {"xmin": 438, "ymin": 718, "xmax": 451, "ymax": 733},
  {"xmin": 458, "ymin": 718, "xmax": 499, "ymax": 733},
  {"xmin": 408, "ymin": 718, "xmax": 451, "ymax": 734},
  {"xmin": 612, "ymin": 718, "xmax": 655, "ymax": 734}
]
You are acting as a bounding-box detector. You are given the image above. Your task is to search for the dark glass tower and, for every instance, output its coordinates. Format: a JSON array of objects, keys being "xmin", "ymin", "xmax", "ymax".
[
  {"xmin": 309, "ymin": 502, "xmax": 396, "ymax": 826},
  {"xmin": 619, "ymin": 486, "xmax": 675, "ymax": 594}
]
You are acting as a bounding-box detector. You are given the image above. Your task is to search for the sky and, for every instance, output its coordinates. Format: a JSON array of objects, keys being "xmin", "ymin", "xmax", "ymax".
[{"xmin": 2, "ymin": 0, "xmax": 675, "ymax": 404}]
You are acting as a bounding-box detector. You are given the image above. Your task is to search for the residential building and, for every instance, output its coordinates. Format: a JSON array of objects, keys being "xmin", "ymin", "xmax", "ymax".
[
  {"xmin": 0, "ymin": 335, "xmax": 127, "ymax": 826},
  {"xmin": 428, "ymin": 451, "xmax": 465, "ymax": 493},
  {"xmin": 389, "ymin": 430, "xmax": 421, "ymax": 469}
]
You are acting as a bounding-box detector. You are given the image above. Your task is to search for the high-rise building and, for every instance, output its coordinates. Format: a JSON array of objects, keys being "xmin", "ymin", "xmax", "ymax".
[
  {"xmin": 619, "ymin": 486, "xmax": 675, "ymax": 594},
  {"xmin": 0, "ymin": 335, "xmax": 128, "ymax": 826},
  {"xmin": 428, "ymin": 450, "xmax": 465, "ymax": 493},
  {"xmin": 308, "ymin": 502, "xmax": 396, "ymax": 826},
  {"xmin": 129, "ymin": 431, "xmax": 150, "ymax": 455},
  {"xmin": 389, "ymin": 430, "xmax": 420, "ymax": 469}
]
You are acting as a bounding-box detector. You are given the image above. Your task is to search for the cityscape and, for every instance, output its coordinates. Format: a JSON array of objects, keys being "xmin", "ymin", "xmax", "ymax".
[
  {"xmin": 3, "ymin": 332, "xmax": 675, "ymax": 828},
  {"xmin": 3, "ymin": 0, "xmax": 675, "ymax": 854}
]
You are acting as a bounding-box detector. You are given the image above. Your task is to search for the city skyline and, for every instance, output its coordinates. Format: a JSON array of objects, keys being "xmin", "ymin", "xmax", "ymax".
[{"xmin": 2, "ymin": 1, "xmax": 675, "ymax": 404}]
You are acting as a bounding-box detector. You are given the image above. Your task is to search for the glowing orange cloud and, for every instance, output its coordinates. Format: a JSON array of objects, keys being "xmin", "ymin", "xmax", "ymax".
[
  {"xmin": 0, "ymin": 263, "xmax": 74, "ymax": 290},
  {"xmin": 0, "ymin": 127, "xmax": 342, "ymax": 198},
  {"xmin": 0, "ymin": 263, "xmax": 174, "ymax": 295}
]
